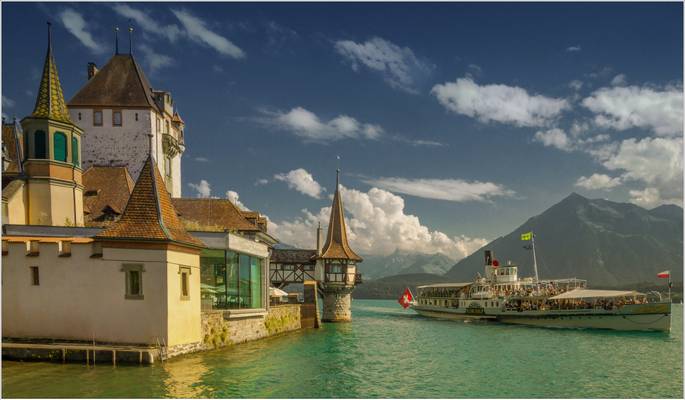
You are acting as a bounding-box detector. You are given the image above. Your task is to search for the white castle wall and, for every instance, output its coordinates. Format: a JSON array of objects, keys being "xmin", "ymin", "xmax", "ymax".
[{"xmin": 69, "ymin": 108, "xmax": 182, "ymax": 196}]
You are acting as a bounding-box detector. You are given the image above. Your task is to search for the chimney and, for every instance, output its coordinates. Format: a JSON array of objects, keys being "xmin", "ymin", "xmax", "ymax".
[
  {"xmin": 87, "ymin": 62, "xmax": 98, "ymax": 80},
  {"xmin": 316, "ymin": 222, "xmax": 322, "ymax": 256}
]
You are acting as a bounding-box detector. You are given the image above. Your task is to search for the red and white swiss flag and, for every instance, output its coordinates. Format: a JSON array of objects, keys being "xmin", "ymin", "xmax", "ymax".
[
  {"xmin": 657, "ymin": 270, "xmax": 670, "ymax": 279},
  {"xmin": 398, "ymin": 287, "xmax": 414, "ymax": 309}
]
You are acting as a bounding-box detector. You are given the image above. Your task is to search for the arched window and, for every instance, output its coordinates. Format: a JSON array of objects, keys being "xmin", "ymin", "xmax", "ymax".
[
  {"xmin": 34, "ymin": 131, "xmax": 47, "ymax": 159},
  {"xmin": 54, "ymin": 132, "xmax": 67, "ymax": 162},
  {"xmin": 72, "ymin": 136, "xmax": 79, "ymax": 167}
]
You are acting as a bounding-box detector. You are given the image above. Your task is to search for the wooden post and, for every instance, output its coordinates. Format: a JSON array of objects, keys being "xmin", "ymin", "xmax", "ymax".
[
  {"xmin": 139, "ymin": 351, "xmax": 143, "ymax": 365},
  {"xmin": 86, "ymin": 349, "xmax": 89, "ymax": 365},
  {"xmin": 112, "ymin": 350, "xmax": 116, "ymax": 366},
  {"xmin": 62, "ymin": 348, "xmax": 66, "ymax": 363}
]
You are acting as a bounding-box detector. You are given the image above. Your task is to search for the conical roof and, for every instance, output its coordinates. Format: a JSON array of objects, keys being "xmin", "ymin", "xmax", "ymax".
[
  {"xmin": 319, "ymin": 171, "xmax": 362, "ymax": 262},
  {"xmin": 31, "ymin": 24, "xmax": 72, "ymax": 124},
  {"xmin": 96, "ymin": 156, "xmax": 203, "ymax": 248}
]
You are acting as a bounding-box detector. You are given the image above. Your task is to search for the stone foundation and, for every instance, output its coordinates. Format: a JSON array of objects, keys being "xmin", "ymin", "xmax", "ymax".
[
  {"xmin": 322, "ymin": 289, "xmax": 352, "ymax": 322},
  {"xmin": 201, "ymin": 304, "xmax": 302, "ymax": 350}
]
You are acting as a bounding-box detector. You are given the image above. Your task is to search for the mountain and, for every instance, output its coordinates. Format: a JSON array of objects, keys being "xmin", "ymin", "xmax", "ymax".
[
  {"xmin": 358, "ymin": 251, "xmax": 454, "ymax": 280},
  {"xmin": 353, "ymin": 273, "xmax": 452, "ymax": 299},
  {"xmin": 446, "ymin": 193, "xmax": 683, "ymax": 286}
]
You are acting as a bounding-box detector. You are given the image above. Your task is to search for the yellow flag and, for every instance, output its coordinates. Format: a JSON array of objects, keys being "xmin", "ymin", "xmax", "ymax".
[{"xmin": 521, "ymin": 232, "xmax": 532, "ymax": 241}]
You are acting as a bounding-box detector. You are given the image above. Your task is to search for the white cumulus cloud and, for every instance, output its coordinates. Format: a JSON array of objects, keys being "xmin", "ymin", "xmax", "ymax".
[
  {"xmin": 431, "ymin": 77, "xmax": 569, "ymax": 127},
  {"xmin": 188, "ymin": 179, "xmax": 212, "ymax": 198},
  {"xmin": 334, "ymin": 37, "xmax": 433, "ymax": 93},
  {"xmin": 582, "ymin": 85, "xmax": 683, "ymax": 136},
  {"xmin": 599, "ymin": 137, "xmax": 683, "ymax": 207},
  {"xmin": 266, "ymin": 107, "xmax": 383, "ymax": 142},
  {"xmin": 226, "ymin": 190, "xmax": 249, "ymax": 210},
  {"xmin": 58, "ymin": 9, "xmax": 103, "ymax": 54},
  {"xmin": 574, "ymin": 174, "xmax": 622, "ymax": 190},
  {"xmin": 270, "ymin": 185, "xmax": 488, "ymax": 259},
  {"xmin": 361, "ymin": 177, "xmax": 514, "ymax": 203},
  {"xmin": 533, "ymin": 128, "xmax": 573, "ymax": 152},
  {"xmin": 171, "ymin": 9, "xmax": 245, "ymax": 58},
  {"xmin": 274, "ymin": 168, "xmax": 325, "ymax": 199}
]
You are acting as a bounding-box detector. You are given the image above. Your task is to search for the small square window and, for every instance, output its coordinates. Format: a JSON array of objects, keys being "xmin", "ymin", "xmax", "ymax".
[
  {"xmin": 113, "ymin": 111, "xmax": 122, "ymax": 127},
  {"xmin": 93, "ymin": 110, "xmax": 103, "ymax": 126},
  {"xmin": 122, "ymin": 264, "xmax": 144, "ymax": 299},
  {"xmin": 30, "ymin": 266, "xmax": 39, "ymax": 286}
]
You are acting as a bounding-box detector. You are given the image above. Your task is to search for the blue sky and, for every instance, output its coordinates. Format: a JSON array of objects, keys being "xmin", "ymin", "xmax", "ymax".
[{"xmin": 2, "ymin": 2, "xmax": 683, "ymax": 259}]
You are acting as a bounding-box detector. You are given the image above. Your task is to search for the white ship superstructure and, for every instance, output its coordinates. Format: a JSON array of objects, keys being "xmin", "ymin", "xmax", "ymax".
[{"xmin": 411, "ymin": 248, "xmax": 672, "ymax": 332}]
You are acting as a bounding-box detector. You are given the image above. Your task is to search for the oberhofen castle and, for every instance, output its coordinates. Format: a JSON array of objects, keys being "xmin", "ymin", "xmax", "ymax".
[{"xmin": 1, "ymin": 25, "xmax": 362, "ymax": 362}]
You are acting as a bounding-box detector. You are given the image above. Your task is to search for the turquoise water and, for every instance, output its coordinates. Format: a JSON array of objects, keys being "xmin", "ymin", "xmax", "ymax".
[{"xmin": 2, "ymin": 300, "xmax": 683, "ymax": 398}]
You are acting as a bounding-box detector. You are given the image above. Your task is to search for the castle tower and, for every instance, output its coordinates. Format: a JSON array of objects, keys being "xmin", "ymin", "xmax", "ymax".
[
  {"xmin": 316, "ymin": 170, "xmax": 362, "ymax": 322},
  {"xmin": 21, "ymin": 23, "xmax": 85, "ymax": 226},
  {"xmin": 67, "ymin": 35, "xmax": 186, "ymax": 197}
]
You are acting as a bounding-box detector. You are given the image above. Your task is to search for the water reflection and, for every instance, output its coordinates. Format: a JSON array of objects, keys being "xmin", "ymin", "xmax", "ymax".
[{"xmin": 161, "ymin": 355, "xmax": 210, "ymax": 398}]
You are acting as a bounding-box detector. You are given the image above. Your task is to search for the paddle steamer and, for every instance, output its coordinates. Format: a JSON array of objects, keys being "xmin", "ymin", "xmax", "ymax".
[{"xmin": 411, "ymin": 238, "xmax": 672, "ymax": 332}]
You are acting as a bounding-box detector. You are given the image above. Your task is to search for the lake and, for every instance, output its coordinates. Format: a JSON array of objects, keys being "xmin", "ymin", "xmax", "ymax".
[{"xmin": 2, "ymin": 300, "xmax": 682, "ymax": 398}]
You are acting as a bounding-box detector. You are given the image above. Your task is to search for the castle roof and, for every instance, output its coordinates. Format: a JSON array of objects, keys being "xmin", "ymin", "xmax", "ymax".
[
  {"xmin": 171, "ymin": 198, "xmax": 260, "ymax": 233},
  {"xmin": 31, "ymin": 25, "xmax": 72, "ymax": 124},
  {"xmin": 96, "ymin": 156, "xmax": 203, "ymax": 248},
  {"xmin": 83, "ymin": 166, "xmax": 135, "ymax": 227},
  {"xmin": 319, "ymin": 171, "xmax": 362, "ymax": 262},
  {"xmin": 68, "ymin": 54, "xmax": 160, "ymax": 112}
]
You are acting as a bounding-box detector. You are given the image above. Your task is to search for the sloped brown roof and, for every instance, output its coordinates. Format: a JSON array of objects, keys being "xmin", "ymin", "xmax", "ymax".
[
  {"xmin": 240, "ymin": 210, "xmax": 268, "ymax": 233},
  {"xmin": 96, "ymin": 156, "xmax": 203, "ymax": 247},
  {"xmin": 83, "ymin": 166, "xmax": 134, "ymax": 227},
  {"xmin": 271, "ymin": 249, "xmax": 317, "ymax": 264},
  {"xmin": 31, "ymin": 28, "xmax": 72, "ymax": 124},
  {"xmin": 2, "ymin": 122, "xmax": 23, "ymax": 174},
  {"xmin": 68, "ymin": 54, "xmax": 159, "ymax": 111},
  {"xmin": 172, "ymin": 198, "xmax": 260, "ymax": 232},
  {"xmin": 319, "ymin": 172, "xmax": 362, "ymax": 262}
]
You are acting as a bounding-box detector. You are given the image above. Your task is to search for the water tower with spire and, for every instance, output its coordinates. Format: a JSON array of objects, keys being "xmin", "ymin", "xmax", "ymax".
[{"xmin": 315, "ymin": 169, "xmax": 363, "ymax": 322}]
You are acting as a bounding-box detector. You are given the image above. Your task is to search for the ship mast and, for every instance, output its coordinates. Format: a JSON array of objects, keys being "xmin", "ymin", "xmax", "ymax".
[{"xmin": 532, "ymin": 233, "xmax": 539, "ymax": 282}]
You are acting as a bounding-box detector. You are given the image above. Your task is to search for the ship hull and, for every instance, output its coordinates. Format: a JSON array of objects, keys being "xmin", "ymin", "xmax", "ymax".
[{"xmin": 411, "ymin": 303, "xmax": 671, "ymax": 332}]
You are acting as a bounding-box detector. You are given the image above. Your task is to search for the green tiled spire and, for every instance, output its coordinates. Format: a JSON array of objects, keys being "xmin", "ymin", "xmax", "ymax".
[{"xmin": 31, "ymin": 22, "xmax": 72, "ymax": 124}]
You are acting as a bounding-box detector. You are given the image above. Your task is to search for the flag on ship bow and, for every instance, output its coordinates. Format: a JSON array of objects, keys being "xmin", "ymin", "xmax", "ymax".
[
  {"xmin": 398, "ymin": 287, "xmax": 414, "ymax": 309},
  {"xmin": 657, "ymin": 270, "xmax": 671, "ymax": 279}
]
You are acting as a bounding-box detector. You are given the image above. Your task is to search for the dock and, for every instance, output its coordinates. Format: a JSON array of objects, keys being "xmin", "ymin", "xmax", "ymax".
[{"xmin": 2, "ymin": 340, "xmax": 161, "ymax": 365}]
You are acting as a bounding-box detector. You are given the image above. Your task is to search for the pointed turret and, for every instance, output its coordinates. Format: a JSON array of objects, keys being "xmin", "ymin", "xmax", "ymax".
[
  {"xmin": 20, "ymin": 23, "xmax": 85, "ymax": 226},
  {"xmin": 319, "ymin": 169, "xmax": 362, "ymax": 262},
  {"xmin": 31, "ymin": 23, "xmax": 72, "ymax": 124},
  {"xmin": 96, "ymin": 155, "xmax": 203, "ymax": 248}
]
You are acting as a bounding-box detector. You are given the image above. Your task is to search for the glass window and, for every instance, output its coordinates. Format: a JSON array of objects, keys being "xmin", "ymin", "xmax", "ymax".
[
  {"xmin": 200, "ymin": 249, "xmax": 263, "ymax": 310},
  {"xmin": 53, "ymin": 132, "xmax": 67, "ymax": 162},
  {"xmin": 165, "ymin": 156, "xmax": 172, "ymax": 178},
  {"xmin": 250, "ymin": 257, "xmax": 262, "ymax": 308},
  {"xmin": 93, "ymin": 110, "xmax": 103, "ymax": 126},
  {"xmin": 72, "ymin": 137, "xmax": 79, "ymax": 167},
  {"xmin": 30, "ymin": 266, "xmax": 39, "ymax": 286},
  {"xmin": 239, "ymin": 254, "xmax": 251, "ymax": 308},
  {"xmin": 113, "ymin": 110, "xmax": 122, "ymax": 126},
  {"xmin": 34, "ymin": 130, "xmax": 46, "ymax": 159}
]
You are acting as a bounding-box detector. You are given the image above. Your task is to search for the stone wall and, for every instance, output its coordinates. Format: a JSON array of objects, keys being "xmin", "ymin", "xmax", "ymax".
[{"xmin": 201, "ymin": 304, "xmax": 301, "ymax": 350}]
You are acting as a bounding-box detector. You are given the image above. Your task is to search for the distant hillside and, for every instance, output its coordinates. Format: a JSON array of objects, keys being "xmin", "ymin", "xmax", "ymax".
[
  {"xmin": 358, "ymin": 251, "xmax": 454, "ymax": 280},
  {"xmin": 446, "ymin": 193, "xmax": 683, "ymax": 286},
  {"xmin": 353, "ymin": 273, "xmax": 452, "ymax": 299}
]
